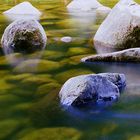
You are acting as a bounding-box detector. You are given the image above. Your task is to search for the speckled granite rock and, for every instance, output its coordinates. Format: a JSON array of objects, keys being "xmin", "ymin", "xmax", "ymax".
[
  {"xmin": 1, "ymin": 19, "xmax": 47, "ymax": 54},
  {"xmin": 81, "ymin": 48, "xmax": 140, "ymax": 62},
  {"xmin": 59, "ymin": 73, "xmax": 126, "ymax": 106}
]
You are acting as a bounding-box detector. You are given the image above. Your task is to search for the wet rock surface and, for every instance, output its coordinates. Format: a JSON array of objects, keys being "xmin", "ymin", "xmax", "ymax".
[
  {"xmin": 94, "ymin": 0, "xmax": 140, "ymax": 53},
  {"xmin": 1, "ymin": 19, "xmax": 47, "ymax": 54},
  {"xmin": 81, "ymin": 48, "xmax": 140, "ymax": 62},
  {"xmin": 59, "ymin": 73, "xmax": 126, "ymax": 107}
]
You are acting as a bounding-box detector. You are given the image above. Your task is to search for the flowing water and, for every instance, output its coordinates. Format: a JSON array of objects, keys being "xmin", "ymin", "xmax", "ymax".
[{"xmin": 0, "ymin": 0, "xmax": 140, "ymax": 140}]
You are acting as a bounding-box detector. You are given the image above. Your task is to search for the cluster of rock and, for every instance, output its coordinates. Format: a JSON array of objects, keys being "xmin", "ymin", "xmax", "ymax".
[
  {"xmin": 1, "ymin": 2, "xmax": 47, "ymax": 55},
  {"xmin": 60, "ymin": 0, "xmax": 140, "ymax": 108},
  {"xmin": 2, "ymin": 0, "xmax": 138, "ymax": 109},
  {"xmin": 80, "ymin": 0, "xmax": 140, "ymax": 63}
]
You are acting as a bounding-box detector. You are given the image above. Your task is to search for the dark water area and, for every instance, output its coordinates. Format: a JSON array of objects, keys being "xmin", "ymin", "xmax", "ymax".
[{"xmin": 0, "ymin": 0, "xmax": 140, "ymax": 140}]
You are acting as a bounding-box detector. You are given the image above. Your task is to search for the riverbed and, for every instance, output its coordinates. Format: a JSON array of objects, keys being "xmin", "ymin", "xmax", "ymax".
[{"xmin": 0, "ymin": 0, "xmax": 140, "ymax": 140}]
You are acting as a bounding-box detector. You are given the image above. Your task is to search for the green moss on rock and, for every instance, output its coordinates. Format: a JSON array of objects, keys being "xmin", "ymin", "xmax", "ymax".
[{"xmin": 0, "ymin": 119, "xmax": 21, "ymax": 139}]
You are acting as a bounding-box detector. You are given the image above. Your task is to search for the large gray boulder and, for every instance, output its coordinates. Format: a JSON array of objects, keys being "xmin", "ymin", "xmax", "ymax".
[
  {"xmin": 59, "ymin": 73, "xmax": 126, "ymax": 106},
  {"xmin": 81, "ymin": 48, "xmax": 140, "ymax": 62},
  {"xmin": 94, "ymin": 0, "xmax": 140, "ymax": 53},
  {"xmin": 1, "ymin": 19, "xmax": 47, "ymax": 54}
]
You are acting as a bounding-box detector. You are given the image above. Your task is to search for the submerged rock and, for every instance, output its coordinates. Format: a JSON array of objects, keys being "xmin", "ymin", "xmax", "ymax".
[
  {"xmin": 67, "ymin": 0, "xmax": 111, "ymax": 14},
  {"xmin": 1, "ymin": 19, "xmax": 47, "ymax": 54},
  {"xmin": 59, "ymin": 73, "xmax": 126, "ymax": 106},
  {"xmin": 94, "ymin": 0, "xmax": 140, "ymax": 53},
  {"xmin": 81, "ymin": 48, "xmax": 140, "ymax": 62},
  {"xmin": 15, "ymin": 127, "xmax": 81, "ymax": 140},
  {"xmin": 3, "ymin": 2, "xmax": 42, "ymax": 21}
]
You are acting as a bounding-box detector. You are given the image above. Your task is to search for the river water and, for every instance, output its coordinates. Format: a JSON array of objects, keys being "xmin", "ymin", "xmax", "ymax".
[{"xmin": 0, "ymin": 0, "xmax": 140, "ymax": 140}]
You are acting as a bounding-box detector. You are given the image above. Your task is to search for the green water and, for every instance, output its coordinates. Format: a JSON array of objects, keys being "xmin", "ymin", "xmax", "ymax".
[{"xmin": 0, "ymin": 0, "xmax": 140, "ymax": 140}]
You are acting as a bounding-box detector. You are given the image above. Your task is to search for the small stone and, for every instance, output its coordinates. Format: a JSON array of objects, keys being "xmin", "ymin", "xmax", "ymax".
[
  {"xmin": 1, "ymin": 19, "xmax": 47, "ymax": 54},
  {"xmin": 60, "ymin": 36, "xmax": 72, "ymax": 43}
]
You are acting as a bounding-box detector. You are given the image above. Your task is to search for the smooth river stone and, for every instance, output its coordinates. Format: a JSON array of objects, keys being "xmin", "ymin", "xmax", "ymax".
[
  {"xmin": 81, "ymin": 48, "xmax": 140, "ymax": 62},
  {"xmin": 1, "ymin": 19, "xmax": 47, "ymax": 54},
  {"xmin": 59, "ymin": 73, "xmax": 126, "ymax": 106}
]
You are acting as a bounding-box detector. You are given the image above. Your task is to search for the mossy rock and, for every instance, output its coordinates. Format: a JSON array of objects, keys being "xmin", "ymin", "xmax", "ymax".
[
  {"xmin": 0, "ymin": 55, "xmax": 9, "ymax": 66},
  {"xmin": 0, "ymin": 119, "xmax": 21, "ymax": 139},
  {"xmin": 1, "ymin": 19, "xmax": 47, "ymax": 54},
  {"xmin": 42, "ymin": 50, "xmax": 65, "ymax": 61},
  {"xmin": 15, "ymin": 127, "xmax": 81, "ymax": 140},
  {"xmin": 129, "ymin": 136, "xmax": 140, "ymax": 140},
  {"xmin": 7, "ymin": 73, "xmax": 32, "ymax": 83},
  {"xmin": 21, "ymin": 74, "xmax": 54, "ymax": 86},
  {"xmin": 36, "ymin": 82, "xmax": 61, "ymax": 97},
  {"xmin": 0, "ymin": 94, "xmax": 24, "ymax": 111},
  {"xmin": 54, "ymin": 68, "xmax": 93, "ymax": 83},
  {"xmin": 13, "ymin": 59, "xmax": 60, "ymax": 73},
  {"xmin": 0, "ymin": 79, "xmax": 14, "ymax": 94},
  {"xmin": 67, "ymin": 47, "xmax": 93, "ymax": 57},
  {"xmin": 69, "ymin": 54, "xmax": 94, "ymax": 65}
]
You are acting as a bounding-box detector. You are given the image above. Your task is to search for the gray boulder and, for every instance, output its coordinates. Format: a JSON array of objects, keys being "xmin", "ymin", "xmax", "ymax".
[
  {"xmin": 59, "ymin": 73, "xmax": 126, "ymax": 106},
  {"xmin": 1, "ymin": 19, "xmax": 47, "ymax": 54},
  {"xmin": 81, "ymin": 48, "xmax": 140, "ymax": 62},
  {"xmin": 94, "ymin": 0, "xmax": 140, "ymax": 53}
]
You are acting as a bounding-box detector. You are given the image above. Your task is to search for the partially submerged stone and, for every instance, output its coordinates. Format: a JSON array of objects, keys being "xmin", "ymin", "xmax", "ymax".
[
  {"xmin": 59, "ymin": 73, "xmax": 126, "ymax": 106},
  {"xmin": 1, "ymin": 19, "xmax": 47, "ymax": 54},
  {"xmin": 60, "ymin": 36, "xmax": 72, "ymax": 43},
  {"xmin": 81, "ymin": 48, "xmax": 140, "ymax": 62},
  {"xmin": 3, "ymin": 2, "xmax": 42, "ymax": 21},
  {"xmin": 67, "ymin": 0, "xmax": 111, "ymax": 13},
  {"xmin": 67, "ymin": 0, "xmax": 111, "ymax": 29},
  {"xmin": 94, "ymin": 0, "xmax": 140, "ymax": 53}
]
